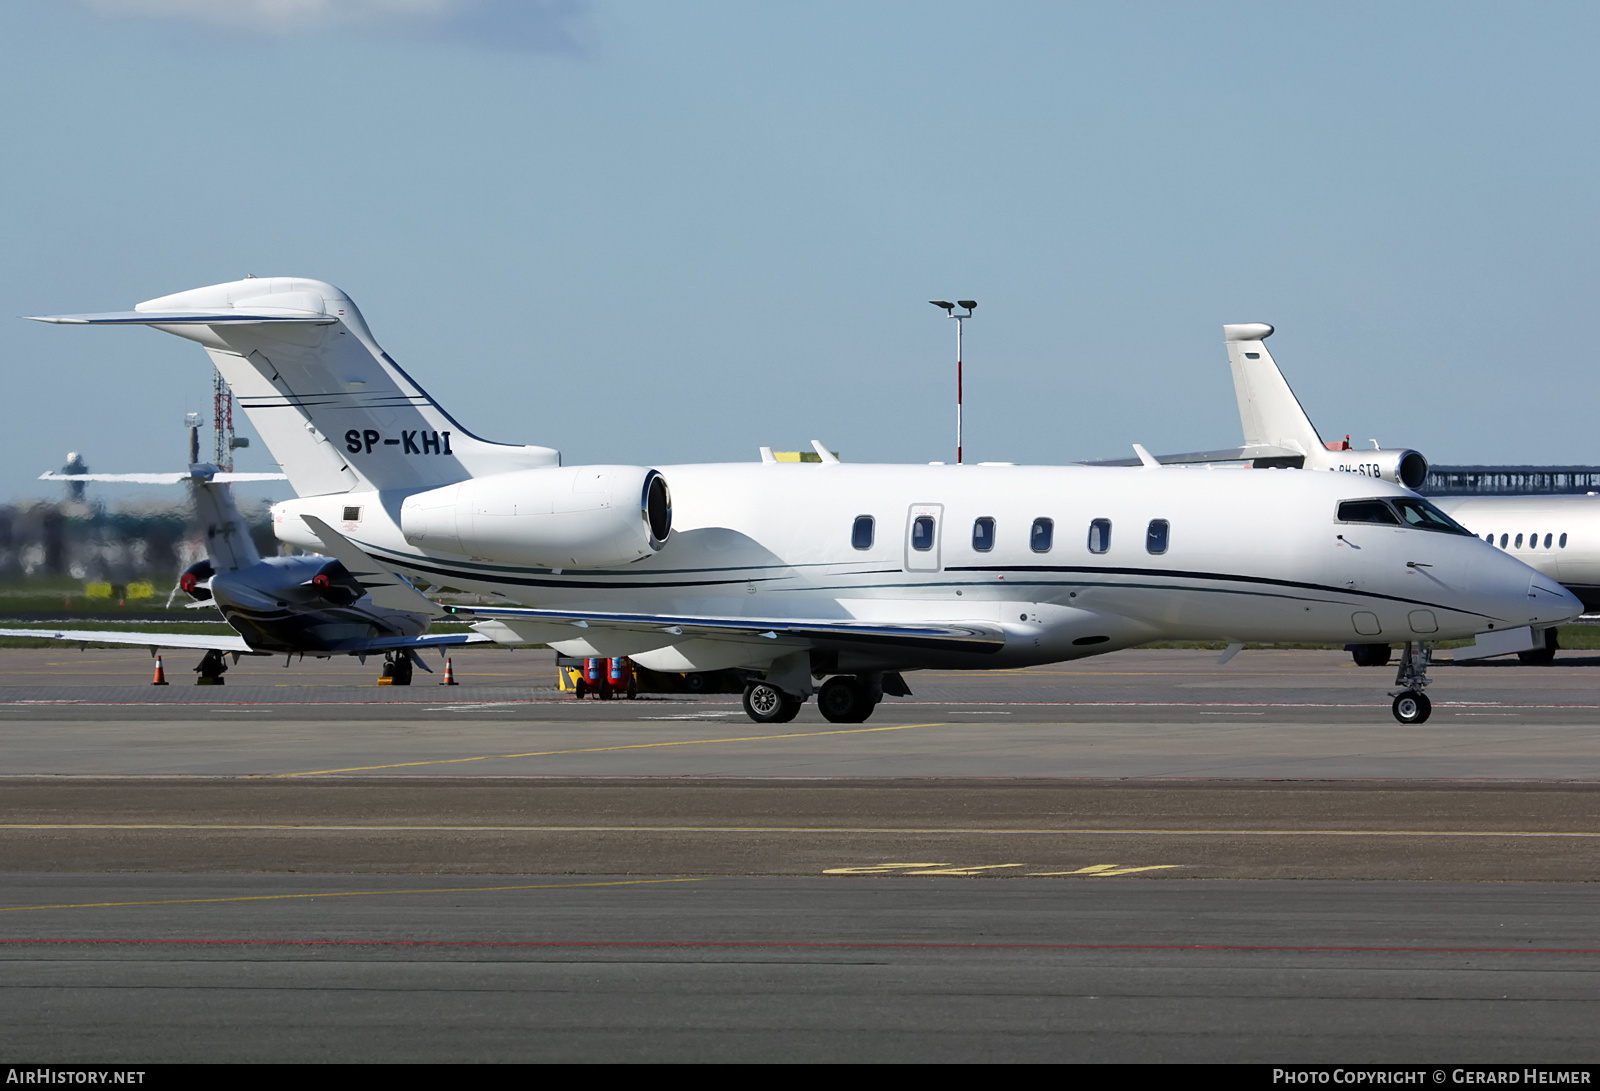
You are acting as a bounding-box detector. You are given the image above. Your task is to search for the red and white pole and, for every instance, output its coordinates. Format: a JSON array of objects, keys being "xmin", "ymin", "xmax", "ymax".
[{"xmin": 956, "ymin": 314, "xmax": 963, "ymax": 464}]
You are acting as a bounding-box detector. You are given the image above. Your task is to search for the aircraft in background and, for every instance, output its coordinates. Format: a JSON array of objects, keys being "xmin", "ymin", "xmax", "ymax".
[
  {"xmin": 1124, "ymin": 322, "xmax": 1600, "ymax": 664},
  {"xmin": 1087, "ymin": 323, "xmax": 1430, "ymax": 490},
  {"xmin": 28, "ymin": 278, "xmax": 1579, "ymax": 723},
  {"xmin": 3, "ymin": 422, "xmax": 490, "ymax": 684}
]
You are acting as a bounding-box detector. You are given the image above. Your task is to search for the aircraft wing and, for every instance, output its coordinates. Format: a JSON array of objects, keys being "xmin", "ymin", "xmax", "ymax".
[
  {"xmin": 28, "ymin": 311, "xmax": 336, "ymax": 326},
  {"xmin": 0, "ymin": 628, "xmax": 254, "ymax": 652},
  {"xmin": 454, "ymin": 604, "xmax": 1007, "ymax": 655},
  {"xmin": 1081, "ymin": 444, "xmax": 1303, "ymax": 468},
  {"xmin": 301, "ymin": 516, "xmax": 1006, "ymax": 655},
  {"xmin": 324, "ymin": 631, "xmax": 496, "ymax": 654}
]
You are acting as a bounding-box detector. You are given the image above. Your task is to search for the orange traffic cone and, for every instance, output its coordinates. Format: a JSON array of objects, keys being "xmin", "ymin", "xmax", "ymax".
[
  {"xmin": 151, "ymin": 655, "xmax": 169, "ymax": 686},
  {"xmin": 439, "ymin": 657, "xmax": 458, "ymax": 686}
]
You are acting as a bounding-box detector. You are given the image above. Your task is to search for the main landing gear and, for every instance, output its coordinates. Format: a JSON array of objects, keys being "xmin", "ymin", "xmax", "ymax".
[
  {"xmin": 742, "ymin": 680, "xmax": 803, "ymax": 724},
  {"xmin": 378, "ymin": 651, "xmax": 414, "ymax": 686},
  {"xmin": 741, "ymin": 672, "xmax": 912, "ymax": 724},
  {"xmin": 1389, "ymin": 641, "xmax": 1433, "ymax": 724},
  {"xmin": 817, "ymin": 675, "xmax": 880, "ymax": 724},
  {"xmin": 194, "ymin": 649, "xmax": 229, "ymax": 686},
  {"xmin": 1348, "ymin": 643, "xmax": 1392, "ymax": 667}
]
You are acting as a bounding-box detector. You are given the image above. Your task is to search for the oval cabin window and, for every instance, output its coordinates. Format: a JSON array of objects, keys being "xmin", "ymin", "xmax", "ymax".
[
  {"xmin": 1088, "ymin": 519, "xmax": 1111, "ymax": 554},
  {"xmin": 1146, "ymin": 519, "xmax": 1169, "ymax": 555},
  {"xmin": 1030, "ymin": 518, "xmax": 1054, "ymax": 553},
  {"xmin": 972, "ymin": 517, "xmax": 996, "ymax": 553}
]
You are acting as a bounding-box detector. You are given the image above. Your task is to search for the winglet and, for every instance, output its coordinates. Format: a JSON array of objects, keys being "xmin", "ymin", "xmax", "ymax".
[
  {"xmin": 1131, "ymin": 444, "xmax": 1161, "ymax": 469},
  {"xmin": 300, "ymin": 516, "xmax": 447, "ymax": 617},
  {"xmin": 809, "ymin": 440, "xmax": 840, "ymax": 464}
]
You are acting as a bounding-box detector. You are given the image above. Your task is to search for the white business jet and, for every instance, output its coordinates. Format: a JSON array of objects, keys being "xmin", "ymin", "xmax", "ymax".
[
  {"xmin": 28, "ymin": 279, "xmax": 1580, "ymax": 724},
  {"xmin": 1123, "ymin": 322, "xmax": 1600, "ymax": 664}
]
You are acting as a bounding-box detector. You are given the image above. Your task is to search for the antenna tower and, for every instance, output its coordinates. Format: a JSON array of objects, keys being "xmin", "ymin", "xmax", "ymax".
[{"xmin": 212, "ymin": 367, "xmax": 235, "ymax": 472}]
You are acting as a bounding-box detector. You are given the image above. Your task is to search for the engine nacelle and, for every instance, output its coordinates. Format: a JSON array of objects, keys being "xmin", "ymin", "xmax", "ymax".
[
  {"xmin": 1313, "ymin": 448, "xmax": 1429, "ymax": 490},
  {"xmin": 178, "ymin": 559, "xmax": 215, "ymax": 601},
  {"xmin": 400, "ymin": 465, "xmax": 671, "ymax": 568}
]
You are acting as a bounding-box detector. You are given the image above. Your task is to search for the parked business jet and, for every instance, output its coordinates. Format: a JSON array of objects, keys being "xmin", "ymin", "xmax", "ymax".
[
  {"xmin": 1087, "ymin": 322, "xmax": 1430, "ymax": 489},
  {"xmin": 29, "ymin": 279, "xmax": 1580, "ymax": 722},
  {"xmin": 2, "ymin": 432, "xmax": 489, "ymax": 683},
  {"xmin": 1126, "ymin": 322, "xmax": 1600, "ymax": 664}
]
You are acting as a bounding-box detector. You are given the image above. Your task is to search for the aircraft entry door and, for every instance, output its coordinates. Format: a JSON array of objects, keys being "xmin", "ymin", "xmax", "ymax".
[{"xmin": 905, "ymin": 504, "xmax": 944, "ymax": 572}]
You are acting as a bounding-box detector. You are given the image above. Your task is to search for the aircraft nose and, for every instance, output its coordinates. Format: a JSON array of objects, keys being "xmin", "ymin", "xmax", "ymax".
[{"xmin": 1528, "ymin": 574, "xmax": 1584, "ymax": 623}]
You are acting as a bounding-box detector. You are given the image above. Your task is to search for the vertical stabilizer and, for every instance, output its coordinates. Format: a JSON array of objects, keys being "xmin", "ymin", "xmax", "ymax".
[
  {"xmin": 187, "ymin": 472, "xmax": 261, "ymax": 573},
  {"xmin": 1222, "ymin": 323, "xmax": 1324, "ymax": 456},
  {"xmin": 32, "ymin": 278, "xmax": 561, "ymax": 497}
]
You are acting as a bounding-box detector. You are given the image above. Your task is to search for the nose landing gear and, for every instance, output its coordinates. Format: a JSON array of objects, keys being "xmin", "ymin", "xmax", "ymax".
[{"xmin": 1389, "ymin": 641, "xmax": 1434, "ymax": 724}]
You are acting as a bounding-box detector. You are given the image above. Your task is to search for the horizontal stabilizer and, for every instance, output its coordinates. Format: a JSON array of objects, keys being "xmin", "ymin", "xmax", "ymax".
[
  {"xmin": 26, "ymin": 311, "xmax": 335, "ymax": 326},
  {"xmin": 41, "ymin": 472, "xmax": 288, "ymax": 484}
]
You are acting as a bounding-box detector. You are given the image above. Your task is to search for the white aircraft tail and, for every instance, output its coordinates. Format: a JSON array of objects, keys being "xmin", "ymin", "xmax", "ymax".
[
  {"xmin": 1222, "ymin": 323, "xmax": 1325, "ymax": 458},
  {"xmin": 32, "ymin": 278, "xmax": 560, "ymax": 497}
]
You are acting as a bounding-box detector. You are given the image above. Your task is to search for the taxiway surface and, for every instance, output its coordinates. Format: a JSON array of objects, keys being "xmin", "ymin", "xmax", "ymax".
[{"xmin": 0, "ymin": 646, "xmax": 1595, "ymax": 1062}]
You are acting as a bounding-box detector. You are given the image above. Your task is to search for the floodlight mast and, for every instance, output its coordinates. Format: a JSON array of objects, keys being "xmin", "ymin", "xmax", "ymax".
[{"xmin": 929, "ymin": 299, "xmax": 976, "ymax": 463}]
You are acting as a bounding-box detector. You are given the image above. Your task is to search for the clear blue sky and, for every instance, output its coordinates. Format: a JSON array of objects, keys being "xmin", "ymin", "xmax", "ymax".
[{"xmin": 3, "ymin": 1, "xmax": 1597, "ymax": 507}]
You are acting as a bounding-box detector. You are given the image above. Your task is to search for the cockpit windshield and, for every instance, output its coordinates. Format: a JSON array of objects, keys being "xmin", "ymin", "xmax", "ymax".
[
  {"xmin": 1336, "ymin": 500, "xmax": 1399, "ymax": 526},
  {"xmin": 1338, "ymin": 497, "xmax": 1474, "ymax": 536},
  {"xmin": 1391, "ymin": 497, "xmax": 1474, "ymax": 535}
]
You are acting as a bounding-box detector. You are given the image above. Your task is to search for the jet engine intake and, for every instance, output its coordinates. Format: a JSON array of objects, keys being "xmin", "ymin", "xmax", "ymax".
[{"xmin": 400, "ymin": 465, "xmax": 671, "ymax": 569}]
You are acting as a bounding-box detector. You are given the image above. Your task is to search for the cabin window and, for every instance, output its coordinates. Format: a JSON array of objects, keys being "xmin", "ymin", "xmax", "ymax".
[
  {"xmin": 342, "ymin": 506, "xmax": 361, "ymax": 522},
  {"xmin": 1088, "ymin": 518, "xmax": 1112, "ymax": 554},
  {"xmin": 1561, "ymin": 533, "xmax": 1568, "ymax": 548},
  {"xmin": 1337, "ymin": 500, "xmax": 1399, "ymax": 525},
  {"xmin": 851, "ymin": 516, "xmax": 874, "ymax": 550},
  {"xmin": 1545, "ymin": 533, "xmax": 1553, "ymax": 549},
  {"xmin": 911, "ymin": 516, "xmax": 936, "ymax": 552},
  {"xmin": 972, "ymin": 517, "xmax": 996, "ymax": 552},
  {"xmin": 1515, "ymin": 534, "xmax": 1524, "ymax": 548},
  {"xmin": 1500, "ymin": 533, "xmax": 1508, "ymax": 548},
  {"xmin": 1146, "ymin": 519, "xmax": 1169, "ymax": 554},
  {"xmin": 1030, "ymin": 518, "xmax": 1054, "ymax": 553}
]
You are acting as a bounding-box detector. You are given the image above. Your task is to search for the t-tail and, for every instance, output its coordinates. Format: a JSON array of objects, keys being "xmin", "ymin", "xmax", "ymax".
[
  {"xmin": 29, "ymin": 278, "xmax": 560, "ymax": 497},
  {"xmin": 1222, "ymin": 322, "xmax": 1325, "ymax": 466},
  {"xmin": 1221, "ymin": 323, "xmax": 1427, "ymax": 489},
  {"xmin": 1085, "ymin": 323, "xmax": 1427, "ymax": 490}
]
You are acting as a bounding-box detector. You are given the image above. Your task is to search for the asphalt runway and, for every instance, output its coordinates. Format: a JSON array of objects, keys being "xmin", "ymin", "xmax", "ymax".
[{"xmin": 0, "ymin": 646, "xmax": 1596, "ymax": 1062}]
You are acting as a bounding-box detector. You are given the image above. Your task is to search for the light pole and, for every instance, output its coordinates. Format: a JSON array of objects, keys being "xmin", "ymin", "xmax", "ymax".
[{"xmin": 929, "ymin": 299, "xmax": 976, "ymax": 463}]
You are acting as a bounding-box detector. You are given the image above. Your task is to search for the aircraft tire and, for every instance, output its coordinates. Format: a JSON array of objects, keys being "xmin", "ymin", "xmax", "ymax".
[
  {"xmin": 743, "ymin": 681, "xmax": 802, "ymax": 724},
  {"xmin": 1517, "ymin": 628, "xmax": 1559, "ymax": 665},
  {"xmin": 1350, "ymin": 643, "xmax": 1392, "ymax": 667},
  {"xmin": 1391, "ymin": 690, "xmax": 1431, "ymax": 725},
  {"xmin": 818, "ymin": 676, "xmax": 873, "ymax": 723}
]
